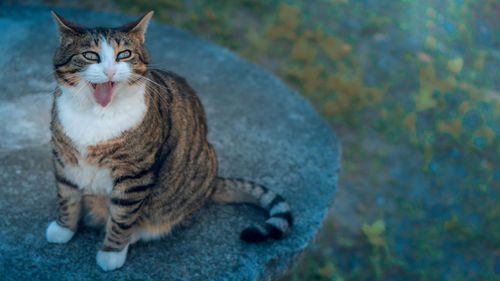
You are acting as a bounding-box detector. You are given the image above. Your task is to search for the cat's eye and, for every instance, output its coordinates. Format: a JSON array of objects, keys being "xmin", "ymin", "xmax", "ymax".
[
  {"xmin": 117, "ymin": 50, "xmax": 132, "ymax": 60},
  {"xmin": 82, "ymin": 51, "xmax": 100, "ymax": 62}
]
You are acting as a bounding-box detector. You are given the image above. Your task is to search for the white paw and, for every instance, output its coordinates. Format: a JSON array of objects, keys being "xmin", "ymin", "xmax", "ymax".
[
  {"xmin": 96, "ymin": 245, "xmax": 129, "ymax": 271},
  {"xmin": 46, "ymin": 221, "xmax": 75, "ymax": 243}
]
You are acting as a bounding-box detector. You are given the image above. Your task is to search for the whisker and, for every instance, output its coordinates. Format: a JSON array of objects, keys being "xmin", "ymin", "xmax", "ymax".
[
  {"xmin": 139, "ymin": 82, "xmax": 172, "ymax": 106},
  {"xmin": 69, "ymin": 82, "xmax": 87, "ymax": 98},
  {"xmin": 135, "ymin": 77, "xmax": 174, "ymax": 106},
  {"xmin": 144, "ymin": 85, "xmax": 171, "ymax": 106},
  {"xmin": 129, "ymin": 73, "xmax": 171, "ymax": 93},
  {"xmin": 8, "ymin": 69, "xmax": 83, "ymax": 96}
]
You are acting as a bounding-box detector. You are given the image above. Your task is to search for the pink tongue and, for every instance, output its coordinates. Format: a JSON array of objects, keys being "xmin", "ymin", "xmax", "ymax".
[{"xmin": 94, "ymin": 81, "xmax": 113, "ymax": 107}]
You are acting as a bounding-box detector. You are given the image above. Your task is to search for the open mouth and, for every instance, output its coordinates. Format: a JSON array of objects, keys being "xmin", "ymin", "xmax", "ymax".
[{"xmin": 89, "ymin": 81, "xmax": 116, "ymax": 107}]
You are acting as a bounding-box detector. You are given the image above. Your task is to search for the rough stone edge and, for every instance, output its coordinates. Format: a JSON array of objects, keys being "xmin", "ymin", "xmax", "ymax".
[{"xmin": 0, "ymin": 5, "xmax": 342, "ymax": 279}]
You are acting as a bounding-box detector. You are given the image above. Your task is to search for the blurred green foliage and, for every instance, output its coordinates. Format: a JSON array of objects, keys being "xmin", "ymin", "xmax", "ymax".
[
  {"xmin": 111, "ymin": 0, "xmax": 498, "ymax": 279},
  {"xmin": 114, "ymin": 0, "xmax": 499, "ymax": 170}
]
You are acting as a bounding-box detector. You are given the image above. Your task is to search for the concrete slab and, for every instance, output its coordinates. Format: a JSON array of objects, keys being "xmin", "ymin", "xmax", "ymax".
[{"xmin": 0, "ymin": 6, "xmax": 340, "ymax": 280}]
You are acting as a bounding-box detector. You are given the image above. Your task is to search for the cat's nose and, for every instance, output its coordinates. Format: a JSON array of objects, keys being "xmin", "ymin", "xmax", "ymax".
[{"xmin": 104, "ymin": 68, "xmax": 116, "ymax": 80}]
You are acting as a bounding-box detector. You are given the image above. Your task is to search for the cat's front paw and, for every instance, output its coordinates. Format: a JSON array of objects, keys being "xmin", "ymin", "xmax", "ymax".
[
  {"xmin": 46, "ymin": 220, "xmax": 75, "ymax": 243},
  {"xmin": 96, "ymin": 245, "xmax": 129, "ymax": 271}
]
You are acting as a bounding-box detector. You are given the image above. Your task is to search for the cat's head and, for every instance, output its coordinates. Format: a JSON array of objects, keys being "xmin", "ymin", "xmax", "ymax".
[{"xmin": 52, "ymin": 11, "xmax": 153, "ymax": 107}]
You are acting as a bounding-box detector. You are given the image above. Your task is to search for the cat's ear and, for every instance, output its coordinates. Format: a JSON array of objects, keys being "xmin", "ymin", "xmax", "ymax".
[
  {"xmin": 51, "ymin": 11, "xmax": 86, "ymax": 43},
  {"xmin": 120, "ymin": 11, "xmax": 154, "ymax": 44}
]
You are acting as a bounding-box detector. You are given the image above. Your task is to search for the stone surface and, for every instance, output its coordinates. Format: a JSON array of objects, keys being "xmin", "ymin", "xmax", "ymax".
[{"xmin": 0, "ymin": 6, "xmax": 340, "ymax": 281}]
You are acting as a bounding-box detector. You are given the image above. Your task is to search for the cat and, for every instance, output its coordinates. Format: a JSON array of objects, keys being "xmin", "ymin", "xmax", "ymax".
[{"xmin": 46, "ymin": 11, "xmax": 293, "ymax": 271}]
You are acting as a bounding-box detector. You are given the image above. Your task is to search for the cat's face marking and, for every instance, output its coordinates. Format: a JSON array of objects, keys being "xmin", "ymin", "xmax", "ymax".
[
  {"xmin": 81, "ymin": 37, "xmax": 134, "ymax": 106},
  {"xmin": 83, "ymin": 37, "xmax": 123, "ymax": 83},
  {"xmin": 52, "ymin": 11, "xmax": 152, "ymax": 107},
  {"xmin": 52, "ymin": 11, "xmax": 152, "ymax": 147}
]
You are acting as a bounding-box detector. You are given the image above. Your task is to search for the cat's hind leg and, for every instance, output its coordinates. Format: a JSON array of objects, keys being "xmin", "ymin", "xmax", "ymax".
[{"xmin": 82, "ymin": 194, "xmax": 109, "ymax": 228}]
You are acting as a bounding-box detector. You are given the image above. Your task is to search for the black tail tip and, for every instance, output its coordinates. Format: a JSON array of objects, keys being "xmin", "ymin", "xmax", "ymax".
[
  {"xmin": 240, "ymin": 227, "xmax": 268, "ymax": 243},
  {"xmin": 240, "ymin": 224, "xmax": 286, "ymax": 242}
]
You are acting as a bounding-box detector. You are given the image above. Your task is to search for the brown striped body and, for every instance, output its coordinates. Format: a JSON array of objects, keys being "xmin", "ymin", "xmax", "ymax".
[
  {"xmin": 46, "ymin": 11, "xmax": 292, "ymax": 271},
  {"xmin": 52, "ymin": 69, "xmax": 218, "ymax": 251}
]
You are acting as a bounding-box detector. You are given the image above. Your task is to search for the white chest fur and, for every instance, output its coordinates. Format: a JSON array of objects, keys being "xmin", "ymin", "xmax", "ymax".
[
  {"xmin": 57, "ymin": 82, "xmax": 147, "ymax": 148},
  {"xmin": 63, "ymin": 149, "xmax": 114, "ymax": 194},
  {"xmin": 57, "ymin": 82, "xmax": 147, "ymax": 194}
]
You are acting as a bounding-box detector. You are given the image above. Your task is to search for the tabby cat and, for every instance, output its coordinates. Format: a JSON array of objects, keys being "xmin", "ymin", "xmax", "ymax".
[{"xmin": 46, "ymin": 11, "xmax": 293, "ymax": 271}]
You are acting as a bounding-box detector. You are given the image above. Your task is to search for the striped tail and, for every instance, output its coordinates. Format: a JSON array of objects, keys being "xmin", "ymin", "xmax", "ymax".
[{"xmin": 211, "ymin": 177, "xmax": 293, "ymax": 242}]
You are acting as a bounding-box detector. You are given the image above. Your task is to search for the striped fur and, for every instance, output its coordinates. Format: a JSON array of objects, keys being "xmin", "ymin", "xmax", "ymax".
[
  {"xmin": 212, "ymin": 178, "xmax": 293, "ymax": 242},
  {"xmin": 47, "ymin": 11, "xmax": 293, "ymax": 271}
]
